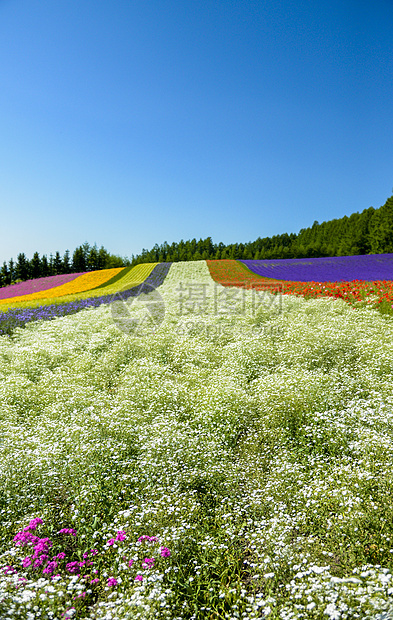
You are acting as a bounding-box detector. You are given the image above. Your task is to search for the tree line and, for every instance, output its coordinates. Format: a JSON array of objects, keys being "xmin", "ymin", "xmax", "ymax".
[
  {"xmin": 130, "ymin": 194, "xmax": 393, "ymax": 264},
  {"xmin": 2, "ymin": 194, "xmax": 393, "ymax": 287},
  {"xmin": 0, "ymin": 243, "xmax": 130, "ymax": 287}
]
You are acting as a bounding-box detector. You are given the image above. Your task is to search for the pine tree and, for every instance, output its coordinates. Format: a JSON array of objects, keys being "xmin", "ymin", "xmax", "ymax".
[
  {"xmin": 30, "ymin": 252, "xmax": 41, "ymax": 279},
  {"xmin": 15, "ymin": 253, "xmax": 29, "ymax": 281},
  {"xmin": 62, "ymin": 250, "xmax": 71, "ymax": 274},
  {"xmin": 54, "ymin": 252, "xmax": 63, "ymax": 274}
]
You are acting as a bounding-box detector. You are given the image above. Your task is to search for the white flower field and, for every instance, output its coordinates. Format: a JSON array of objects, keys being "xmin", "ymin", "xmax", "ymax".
[{"xmin": 1, "ymin": 261, "xmax": 393, "ymax": 619}]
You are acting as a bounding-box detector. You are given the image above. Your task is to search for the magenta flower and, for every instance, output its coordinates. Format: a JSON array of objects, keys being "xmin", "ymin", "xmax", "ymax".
[
  {"xmin": 116, "ymin": 530, "xmax": 126, "ymax": 541},
  {"xmin": 160, "ymin": 547, "xmax": 171, "ymax": 558},
  {"xmin": 128, "ymin": 559, "xmax": 134, "ymax": 568},
  {"xmin": 43, "ymin": 561, "xmax": 58, "ymax": 575},
  {"xmin": 138, "ymin": 535, "xmax": 158, "ymax": 543},
  {"xmin": 135, "ymin": 575, "xmax": 143, "ymax": 582},
  {"xmin": 66, "ymin": 561, "xmax": 80, "ymax": 574},
  {"xmin": 27, "ymin": 518, "xmax": 43, "ymax": 531},
  {"xmin": 142, "ymin": 557, "xmax": 155, "ymax": 569},
  {"xmin": 33, "ymin": 539, "xmax": 52, "ymax": 557},
  {"xmin": 90, "ymin": 578, "xmax": 100, "ymax": 584},
  {"xmin": 13, "ymin": 531, "xmax": 39, "ymax": 546},
  {"xmin": 54, "ymin": 552, "xmax": 66, "ymax": 561},
  {"xmin": 90, "ymin": 549, "xmax": 98, "ymax": 556},
  {"xmin": 107, "ymin": 577, "xmax": 118, "ymax": 587},
  {"xmin": 107, "ymin": 538, "xmax": 115, "ymax": 546},
  {"xmin": 22, "ymin": 557, "xmax": 32, "ymax": 568},
  {"xmin": 58, "ymin": 528, "xmax": 77, "ymax": 537},
  {"xmin": 33, "ymin": 557, "xmax": 46, "ymax": 569}
]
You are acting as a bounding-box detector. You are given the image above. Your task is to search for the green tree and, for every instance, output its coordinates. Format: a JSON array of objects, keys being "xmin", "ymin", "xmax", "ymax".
[
  {"xmin": 62, "ymin": 250, "xmax": 71, "ymax": 273},
  {"xmin": 15, "ymin": 253, "xmax": 29, "ymax": 281},
  {"xmin": 72, "ymin": 246, "xmax": 86, "ymax": 272},
  {"xmin": 30, "ymin": 252, "xmax": 41, "ymax": 279},
  {"xmin": 41, "ymin": 255, "xmax": 50, "ymax": 277},
  {"xmin": 53, "ymin": 252, "xmax": 62, "ymax": 275}
]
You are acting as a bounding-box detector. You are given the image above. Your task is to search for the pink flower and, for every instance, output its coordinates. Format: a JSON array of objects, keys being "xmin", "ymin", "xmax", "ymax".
[
  {"xmin": 54, "ymin": 552, "xmax": 66, "ymax": 561},
  {"xmin": 160, "ymin": 547, "xmax": 171, "ymax": 558},
  {"xmin": 142, "ymin": 557, "xmax": 155, "ymax": 569},
  {"xmin": 33, "ymin": 557, "xmax": 46, "ymax": 569},
  {"xmin": 22, "ymin": 557, "xmax": 32, "ymax": 568},
  {"xmin": 116, "ymin": 530, "xmax": 126, "ymax": 542},
  {"xmin": 107, "ymin": 577, "xmax": 118, "ymax": 587},
  {"xmin": 138, "ymin": 535, "xmax": 158, "ymax": 543},
  {"xmin": 33, "ymin": 539, "xmax": 52, "ymax": 558},
  {"xmin": 58, "ymin": 528, "xmax": 77, "ymax": 537},
  {"xmin": 43, "ymin": 561, "xmax": 58, "ymax": 575},
  {"xmin": 135, "ymin": 575, "xmax": 143, "ymax": 582},
  {"xmin": 128, "ymin": 559, "xmax": 134, "ymax": 568},
  {"xmin": 66, "ymin": 561, "xmax": 80, "ymax": 574},
  {"xmin": 27, "ymin": 518, "xmax": 43, "ymax": 531},
  {"xmin": 13, "ymin": 531, "xmax": 39, "ymax": 547},
  {"xmin": 90, "ymin": 578, "xmax": 99, "ymax": 584},
  {"xmin": 107, "ymin": 538, "xmax": 115, "ymax": 546},
  {"xmin": 90, "ymin": 549, "xmax": 98, "ymax": 556}
]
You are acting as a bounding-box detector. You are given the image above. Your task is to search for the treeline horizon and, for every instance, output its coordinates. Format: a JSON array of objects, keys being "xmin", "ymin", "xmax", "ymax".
[{"xmin": 2, "ymin": 194, "xmax": 393, "ymax": 287}]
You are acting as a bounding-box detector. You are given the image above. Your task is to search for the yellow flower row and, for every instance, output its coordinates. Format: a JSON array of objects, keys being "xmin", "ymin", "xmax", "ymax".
[
  {"xmin": 0, "ymin": 268, "xmax": 124, "ymax": 305},
  {"xmin": 56, "ymin": 263, "xmax": 158, "ymax": 301}
]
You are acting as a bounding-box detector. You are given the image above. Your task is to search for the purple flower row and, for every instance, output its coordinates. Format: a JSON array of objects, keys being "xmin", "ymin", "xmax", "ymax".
[
  {"xmin": 0, "ymin": 272, "xmax": 87, "ymax": 300},
  {"xmin": 240, "ymin": 254, "xmax": 393, "ymax": 282},
  {"xmin": 0, "ymin": 263, "xmax": 172, "ymax": 336}
]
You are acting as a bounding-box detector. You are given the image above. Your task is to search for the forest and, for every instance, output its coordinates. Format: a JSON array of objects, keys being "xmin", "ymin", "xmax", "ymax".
[{"xmin": 1, "ymin": 194, "xmax": 392, "ymax": 287}]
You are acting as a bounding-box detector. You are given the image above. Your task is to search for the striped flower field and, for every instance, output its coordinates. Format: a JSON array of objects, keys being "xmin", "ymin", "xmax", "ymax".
[{"xmin": 1, "ymin": 260, "xmax": 393, "ymax": 619}]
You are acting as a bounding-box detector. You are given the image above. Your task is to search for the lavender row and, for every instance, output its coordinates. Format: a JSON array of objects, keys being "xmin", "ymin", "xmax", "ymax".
[
  {"xmin": 240, "ymin": 254, "xmax": 393, "ymax": 282},
  {"xmin": 0, "ymin": 263, "xmax": 172, "ymax": 336}
]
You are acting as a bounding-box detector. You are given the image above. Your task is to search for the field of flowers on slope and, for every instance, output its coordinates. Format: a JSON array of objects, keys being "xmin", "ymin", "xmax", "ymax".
[{"xmin": 1, "ymin": 262, "xmax": 393, "ymax": 618}]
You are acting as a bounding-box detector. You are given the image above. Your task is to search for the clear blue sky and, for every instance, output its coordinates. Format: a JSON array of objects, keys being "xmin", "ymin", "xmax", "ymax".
[{"xmin": 0, "ymin": 0, "xmax": 392, "ymax": 263}]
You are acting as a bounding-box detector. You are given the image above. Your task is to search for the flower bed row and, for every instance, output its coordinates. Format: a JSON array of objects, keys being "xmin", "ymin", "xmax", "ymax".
[
  {"xmin": 280, "ymin": 279, "xmax": 393, "ymax": 311},
  {"xmin": 241, "ymin": 253, "xmax": 393, "ymax": 282},
  {"xmin": 206, "ymin": 259, "xmax": 282, "ymax": 292}
]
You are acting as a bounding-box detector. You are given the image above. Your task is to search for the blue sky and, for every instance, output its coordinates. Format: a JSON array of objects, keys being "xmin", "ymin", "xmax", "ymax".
[{"xmin": 0, "ymin": 0, "xmax": 392, "ymax": 263}]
